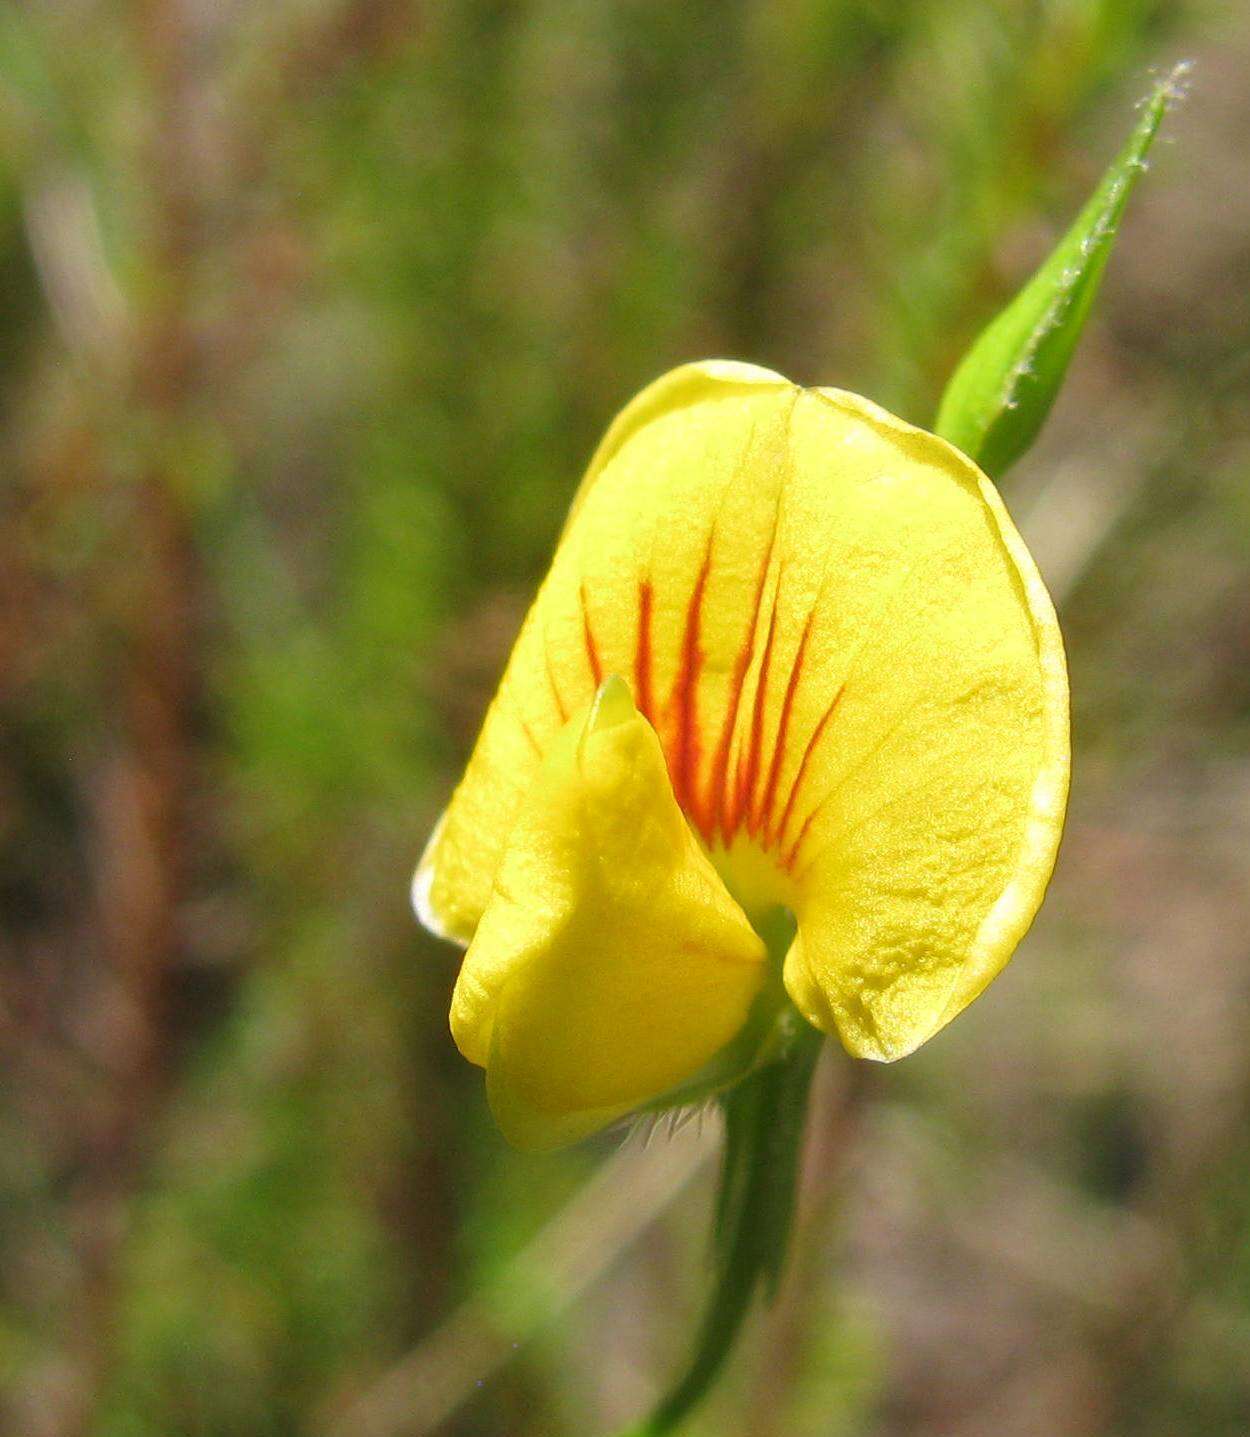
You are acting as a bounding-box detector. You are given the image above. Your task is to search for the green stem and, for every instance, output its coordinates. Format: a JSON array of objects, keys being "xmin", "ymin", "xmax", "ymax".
[{"xmin": 617, "ymin": 1012, "xmax": 824, "ymax": 1436}]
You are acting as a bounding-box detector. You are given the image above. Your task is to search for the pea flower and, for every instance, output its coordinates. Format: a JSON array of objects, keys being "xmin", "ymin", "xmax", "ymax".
[{"xmin": 414, "ymin": 361, "xmax": 1069, "ymax": 1150}]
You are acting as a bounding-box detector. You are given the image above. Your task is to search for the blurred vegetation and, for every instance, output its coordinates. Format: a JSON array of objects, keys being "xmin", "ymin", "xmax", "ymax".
[{"xmin": 1, "ymin": 2, "xmax": 1248, "ymax": 1435}]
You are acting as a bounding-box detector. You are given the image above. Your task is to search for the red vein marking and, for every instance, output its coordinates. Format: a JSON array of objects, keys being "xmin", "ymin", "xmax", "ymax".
[
  {"xmin": 778, "ymin": 683, "xmax": 846, "ymax": 868},
  {"xmin": 635, "ymin": 581, "xmax": 655, "ymax": 722},
  {"xmin": 544, "ymin": 639, "xmax": 569, "ymax": 723},
  {"xmin": 579, "ymin": 584, "xmax": 602, "ymax": 685},
  {"xmin": 519, "ymin": 716, "xmax": 543, "ymax": 757},
  {"xmin": 737, "ymin": 599, "xmax": 780, "ymax": 837},
  {"xmin": 782, "ymin": 806, "xmax": 819, "ymax": 874},
  {"xmin": 669, "ymin": 536, "xmax": 713, "ymax": 829},
  {"xmin": 757, "ymin": 611, "xmax": 813, "ymax": 846},
  {"xmin": 710, "ymin": 528, "xmax": 779, "ymax": 842}
]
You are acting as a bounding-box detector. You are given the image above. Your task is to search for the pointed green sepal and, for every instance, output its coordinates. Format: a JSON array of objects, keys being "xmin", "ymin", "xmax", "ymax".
[
  {"xmin": 617, "ymin": 1011, "xmax": 824, "ymax": 1437},
  {"xmin": 935, "ymin": 66, "xmax": 1188, "ymax": 477}
]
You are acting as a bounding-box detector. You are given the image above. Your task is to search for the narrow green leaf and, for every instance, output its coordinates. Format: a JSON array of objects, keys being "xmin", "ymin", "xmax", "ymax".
[{"xmin": 935, "ymin": 66, "xmax": 1189, "ymax": 477}]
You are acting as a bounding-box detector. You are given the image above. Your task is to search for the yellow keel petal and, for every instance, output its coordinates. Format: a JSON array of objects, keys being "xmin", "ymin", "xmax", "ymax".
[{"xmin": 453, "ymin": 677, "xmax": 765, "ymax": 1151}]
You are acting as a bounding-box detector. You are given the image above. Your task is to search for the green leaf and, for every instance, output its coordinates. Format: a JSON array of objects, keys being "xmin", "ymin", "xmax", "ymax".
[{"xmin": 935, "ymin": 66, "xmax": 1189, "ymax": 477}]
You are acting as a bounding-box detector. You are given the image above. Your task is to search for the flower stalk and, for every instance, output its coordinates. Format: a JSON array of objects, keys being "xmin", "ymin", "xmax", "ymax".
[{"xmin": 622, "ymin": 986, "xmax": 823, "ymax": 1437}]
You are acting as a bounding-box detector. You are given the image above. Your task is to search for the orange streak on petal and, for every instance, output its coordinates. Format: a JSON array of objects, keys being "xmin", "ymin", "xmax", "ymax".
[
  {"xmin": 778, "ymin": 683, "xmax": 845, "ymax": 868},
  {"xmin": 710, "ymin": 638, "xmax": 755, "ymax": 842},
  {"xmin": 740, "ymin": 601, "xmax": 779, "ymax": 837},
  {"xmin": 782, "ymin": 806, "xmax": 819, "ymax": 874},
  {"xmin": 669, "ymin": 535, "xmax": 714, "ymax": 834},
  {"xmin": 580, "ymin": 583, "xmax": 603, "ymax": 685},
  {"xmin": 758, "ymin": 612, "xmax": 813, "ymax": 847},
  {"xmin": 635, "ymin": 581, "xmax": 655, "ymax": 723},
  {"xmin": 710, "ymin": 533, "xmax": 777, "ymax": 844},
  {"xmin": 544, "ymin": 640, "xmax": 569, "ymax": 723},
  {"xmin": 519, "ymin": 716, "xmax": 543, "ymax": 758}
]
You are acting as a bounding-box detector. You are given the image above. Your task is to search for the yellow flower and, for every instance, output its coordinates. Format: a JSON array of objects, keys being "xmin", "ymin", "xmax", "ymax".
[{"xmin": 414, "ymin": 362, "xmax": 1069, "ymax": 1150}]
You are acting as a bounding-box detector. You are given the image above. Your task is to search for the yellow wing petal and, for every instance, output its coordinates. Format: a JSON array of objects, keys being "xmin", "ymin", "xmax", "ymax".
[{"xmin": 455, "ymin": 677, "xmax": 765, "ymax": 1150}]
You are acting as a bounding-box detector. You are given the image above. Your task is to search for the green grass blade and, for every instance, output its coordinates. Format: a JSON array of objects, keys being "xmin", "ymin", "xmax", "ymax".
[{"xmin": 935, "ymin": 66, "xmax": 1189, "ymax": 477}]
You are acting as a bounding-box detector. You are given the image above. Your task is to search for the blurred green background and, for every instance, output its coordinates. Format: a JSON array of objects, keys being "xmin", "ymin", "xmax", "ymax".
[{"xmin": 2, "ymin": 1, "xmax": 1249, "ymax": 1434}]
